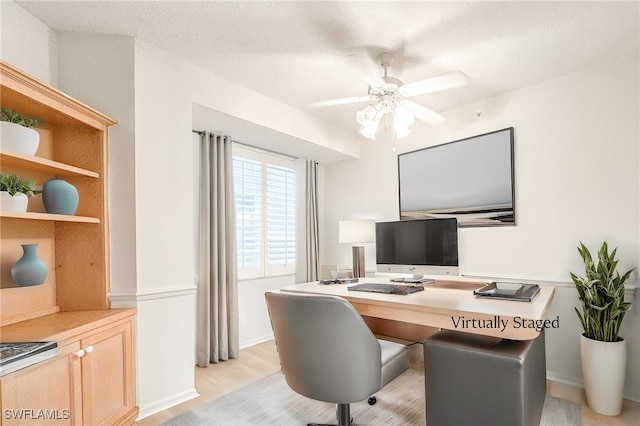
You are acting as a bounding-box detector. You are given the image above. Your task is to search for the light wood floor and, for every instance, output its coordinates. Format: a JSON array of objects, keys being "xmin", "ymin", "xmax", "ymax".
[{"xmin": 138, "ymin": 340, "xmax": 639, "ymax": 426}]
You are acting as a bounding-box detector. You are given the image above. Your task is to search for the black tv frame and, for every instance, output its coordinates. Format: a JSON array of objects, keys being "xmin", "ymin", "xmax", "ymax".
[{"xmin": 397, "ymin": 127, "xmax": 515, "ymax": 228}]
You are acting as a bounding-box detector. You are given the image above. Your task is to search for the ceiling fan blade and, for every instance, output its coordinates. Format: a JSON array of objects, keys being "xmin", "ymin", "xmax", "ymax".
[
  {"xmin": 307, "ymin": 95, "xmax": 371, "ymax": 108},
  {"xmin": 402, "ymin": 101, "xmax": 446, "ymax": 125},
  {"xmin": 399, "ymin": 71, "xmax": 468, "ymax": 97}
]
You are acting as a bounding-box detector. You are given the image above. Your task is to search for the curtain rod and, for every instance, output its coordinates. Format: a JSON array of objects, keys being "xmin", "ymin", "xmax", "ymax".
[{"xmin": 192, "ymin": 129, "xmax": 297, "ymax": 160}]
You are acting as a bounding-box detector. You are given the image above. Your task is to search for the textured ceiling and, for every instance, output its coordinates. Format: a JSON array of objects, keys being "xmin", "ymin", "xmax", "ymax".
[{"xmin": 16, "ymin": 1, "xmax": 640, "ymax": 138}]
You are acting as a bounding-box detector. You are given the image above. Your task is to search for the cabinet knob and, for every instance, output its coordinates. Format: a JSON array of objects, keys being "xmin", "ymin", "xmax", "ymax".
[
  {"xmin": 85, "ymin": 345, "xmax": 94, "ymax": 353},
  {"xmin": 75, "ymin": 349, "xmax": 85, "ymax": 358}
]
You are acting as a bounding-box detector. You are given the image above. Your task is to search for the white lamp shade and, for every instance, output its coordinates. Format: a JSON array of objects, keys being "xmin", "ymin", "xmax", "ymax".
[
  {"xmin": 394, "ymin": 124, "xmax": 411, "ymax": 139},
  {"xmin": 394, "ymin": 104, "xmax": 415, "ymax": 127},
  {"xmin": 359, "ymin": 122, "xmax": 378, "ymax": 139},
  {"xmin": 356, "ymin": 105, "xmax": 377, "ymax": 125},
  {"xmin": 339, "ymin": 219, "xmax": 376, "ymax": 244}
]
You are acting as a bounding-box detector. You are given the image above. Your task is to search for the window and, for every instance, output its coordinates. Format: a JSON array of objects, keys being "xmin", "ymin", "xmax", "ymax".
[{"xmin": 233, "ymin": 145, "xmax": 296, "ymax": 279}]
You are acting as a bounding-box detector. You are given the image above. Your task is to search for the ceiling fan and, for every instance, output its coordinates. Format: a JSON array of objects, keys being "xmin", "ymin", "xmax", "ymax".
[{"xmin": 309, "ymin": 53, "xmax": 469, "ymax": 139}]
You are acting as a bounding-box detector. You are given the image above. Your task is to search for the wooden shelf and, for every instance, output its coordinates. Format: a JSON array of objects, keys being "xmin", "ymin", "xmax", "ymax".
[
  {"xmin": 0, "ymin": 150, "xmax": 99, "ymax": 178},
  {"xmin": 0, "ymin": 60, "xmax": 136, "ymax": 425},
  {"xmin": 0, "ymin": 210, "xmax": 100, "ymax": 223},
  {"xmin": 1, "ymin": 61, "xmax": 117, "ymax": 130}
]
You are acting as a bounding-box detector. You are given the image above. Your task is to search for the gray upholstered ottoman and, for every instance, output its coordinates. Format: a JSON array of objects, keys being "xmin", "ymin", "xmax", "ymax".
[{"xmin": 424, "ymin": 330, "xmax": 546, "ymax": 426}]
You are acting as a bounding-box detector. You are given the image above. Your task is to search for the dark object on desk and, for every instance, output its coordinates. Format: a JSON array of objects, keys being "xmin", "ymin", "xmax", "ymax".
[
  {"xmin": 319, "ymin": 278, "xmax": 359, "ymax": 285},
  {"xmin": 348, "ymin": 283, "xmax": 425, "ymax": 295},
  {"xmin": 474, "ymin": 282, "xmax": 540, "ymax": 302},
  {"xmin": 0, "ymin": 341, "xmax": 59, "ymax": 377}
]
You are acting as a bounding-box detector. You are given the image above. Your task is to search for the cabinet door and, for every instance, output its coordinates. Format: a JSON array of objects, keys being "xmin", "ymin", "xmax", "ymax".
[
  {"xmin": 80, "ymin": 320, "xmax": 136, "ymax": 425},
  {"xmin": 0, "ymin": 342, "xmax": 83, "ymax": 425}
]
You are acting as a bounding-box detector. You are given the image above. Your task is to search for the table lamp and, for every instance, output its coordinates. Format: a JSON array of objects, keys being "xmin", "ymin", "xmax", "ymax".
[{"xmin": 339, "ymin": 219, "xmax": 375, "ymax": 278}]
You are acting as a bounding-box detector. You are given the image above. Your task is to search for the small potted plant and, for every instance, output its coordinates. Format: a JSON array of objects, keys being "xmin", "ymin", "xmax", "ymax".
[
  {"xmin": 0, "ymin": 107, "xmax": 43, "ymax": 156},
  {"xmin": 0, "ymin": 172, "xmax": 35, "ymax": 212},
  {"xmin": 571, "ymin": 241, "xmax": 635, "ymax": 416}
]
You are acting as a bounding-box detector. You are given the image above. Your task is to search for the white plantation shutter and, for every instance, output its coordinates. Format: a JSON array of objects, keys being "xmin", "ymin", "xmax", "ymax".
[
  {"xmin": 233, "ymin": 156, "xmax": 262, "ymax": 278},
  {"xmin": 233, "ymin": 145, "xmax": 296, "ymax": 278},
  {"xmin": 266, "ymin": 164, "xmax": 296, "ymax": 275}
]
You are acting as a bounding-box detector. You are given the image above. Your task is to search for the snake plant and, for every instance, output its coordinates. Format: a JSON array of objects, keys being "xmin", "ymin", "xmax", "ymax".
[{"xmin": 571, "ymin": 242, "xmax": 634, "ymax": 342}]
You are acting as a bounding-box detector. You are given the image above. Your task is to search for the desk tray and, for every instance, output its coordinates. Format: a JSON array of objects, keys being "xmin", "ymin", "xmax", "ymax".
[{"xmin": 473, "ymin": 282, "xmax": 540, "ymax": 302}]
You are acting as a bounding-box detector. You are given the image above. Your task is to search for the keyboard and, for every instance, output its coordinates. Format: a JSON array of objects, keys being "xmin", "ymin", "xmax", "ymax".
[{"xmin": 347, "ymin": 283, "xmax": 425, "ymax": 295}]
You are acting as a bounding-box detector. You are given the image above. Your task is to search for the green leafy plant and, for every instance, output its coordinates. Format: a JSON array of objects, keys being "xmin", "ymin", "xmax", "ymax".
[
  {"xmin": 0, "ymin": 172, "xmax": 35, "ymax": 196},
  {"xmin": 570, "ymin": 242, "xmax": 634, "ymax": 342},
  {"xmin": 0, "ymin": 107, "xmax": 43, "ymax": 128}
]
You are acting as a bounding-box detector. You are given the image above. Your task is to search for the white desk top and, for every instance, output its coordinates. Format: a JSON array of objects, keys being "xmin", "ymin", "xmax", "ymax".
[{"xmin": 281, "ymin": 277, "xmax": 556, "ymax": 340}]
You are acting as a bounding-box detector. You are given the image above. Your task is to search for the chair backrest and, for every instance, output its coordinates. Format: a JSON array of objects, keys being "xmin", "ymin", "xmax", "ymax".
[{"xmin": 265, "ymin": 291, "xmax": 382, "ymax": 404}]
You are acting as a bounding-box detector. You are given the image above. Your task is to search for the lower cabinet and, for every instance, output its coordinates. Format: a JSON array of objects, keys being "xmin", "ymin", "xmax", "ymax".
[
  {"xmin": 1, "ymin": 342, "xmax": 83, "ymax": 425},
  {"xmin": 80, "ymin": 320, "xmax": 136, "ymax": 425},
  {"xmin": 0, "ymin": 312, "xmax": 137, "ymax": 426}
]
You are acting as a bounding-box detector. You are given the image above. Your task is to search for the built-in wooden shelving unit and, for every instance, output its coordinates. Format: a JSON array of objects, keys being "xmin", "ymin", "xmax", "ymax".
[{"xmin": 0, "ymin": 60, "xmax": 138, "ymax": 424}]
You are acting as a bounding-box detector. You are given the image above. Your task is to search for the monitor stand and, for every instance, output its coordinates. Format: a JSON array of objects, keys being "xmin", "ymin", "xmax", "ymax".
[
  {"xmin": 405, "ymin": 276, "xmax": 435, "ymax": 284},
  {"xmin": 391, "ymin": 275, "xmax": 435, "ymax": 284}
]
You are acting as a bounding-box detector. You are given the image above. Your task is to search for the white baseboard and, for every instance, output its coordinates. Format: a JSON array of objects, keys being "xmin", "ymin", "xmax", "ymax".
[
  {"xmin": 547, "ymin": 372, "xmax": 640, "ymax": 402},
  {"xmin": 137, "ymin": 388, "xmax": 200, "ymax": 421},
  {"xmin": 240, "ymin": 333, "xmax": 274, "ymax": 349},
  {"xmin": 547, "ymin": 371, "xmax": 584, "ymax": 389}
]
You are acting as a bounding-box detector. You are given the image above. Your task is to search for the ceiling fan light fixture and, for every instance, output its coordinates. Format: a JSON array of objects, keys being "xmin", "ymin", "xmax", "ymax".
[
  {"xmin": 357, "ymin": 102, "xmax": 416, "ymax": 140},
  {"xmin": 394, "ymin": 124, "xmax": 411, "ymax": 139},
  {"xmin": 355, "ymin": 110, "xmax": 367, "ymax": 126},
  {"xmin": 328, "ymin": 52, "xmax": 464, "ymax": 140},
  {"xmin": 359, "ymin": 108, "xmax": 384, "ymax": 139},
  {"xmin": 394, "ymin": 104, "xmax": 415, "ymax": 127},
  {"xmin": 356, "ymin": 105, "xmax": 378, "ymax": 125},
  {"xmin": 393, "ymin": 111, "xmax": 412, "ymax": 139},
  {"xmin": 359, "ymin": 121, "xmax": 378, "ymax": 139}
]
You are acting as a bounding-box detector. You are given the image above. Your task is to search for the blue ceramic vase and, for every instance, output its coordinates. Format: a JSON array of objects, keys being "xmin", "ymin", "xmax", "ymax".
[
  {"xmin": 11, "ymin": 244, "xmax": 48, "ymax": 286},
  {"xmin": 42, "ymin": 178, "xmax": 79, "ymax": 215}
]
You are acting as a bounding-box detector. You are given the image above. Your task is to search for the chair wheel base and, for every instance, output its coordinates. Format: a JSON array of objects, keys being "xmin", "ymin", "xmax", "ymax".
[
  {"xmin": 368, "ymin": 396, "xmax": 377, "ymax": 405},
  {"xmin": 307, "ymin": 417, "xmax": 353, "ymax": 426}
]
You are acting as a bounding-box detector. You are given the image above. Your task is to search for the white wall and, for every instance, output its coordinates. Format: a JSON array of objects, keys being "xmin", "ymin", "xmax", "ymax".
[
  {"xmin": 238, "ymin": 276, "xmax": 295, "ymax": 347},
  {"xmin": 131, "ymin": 40, "xmax": 358, "ymax": 417},
  {"xmin": 0, "ymin": 1, "xmax": 57, "ymax": 85},
  {"xmin": 324, "ymin": 54, "xmax": 640, "ymax": 400},
  {"xmin": 56, "ymin": 32, "xmax": 138, "ymax": 298}
]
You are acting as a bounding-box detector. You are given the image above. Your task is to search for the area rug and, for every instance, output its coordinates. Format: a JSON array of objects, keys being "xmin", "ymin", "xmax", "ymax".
[{"xmin": 163, "ymin": 369, "xmax": 583, "ymax": 425}]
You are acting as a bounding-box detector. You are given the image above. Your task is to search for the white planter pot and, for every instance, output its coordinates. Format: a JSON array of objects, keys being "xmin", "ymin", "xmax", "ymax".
[
  {"xmin": 580, "ymin": 334, "xmax": 626, "ymax": 416},
  {"xmin": 0, "ymin": 191, "xmax": 28, "ymax": 212},
  {"xmin": 0, "ymin": 121, "xmax": 40, "ymax": 155}
]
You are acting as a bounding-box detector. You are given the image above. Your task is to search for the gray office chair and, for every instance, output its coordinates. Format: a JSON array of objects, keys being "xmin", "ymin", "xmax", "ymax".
[{"xmin": 265, "ymin": 291, "xmax": 410, "ymax": 426}]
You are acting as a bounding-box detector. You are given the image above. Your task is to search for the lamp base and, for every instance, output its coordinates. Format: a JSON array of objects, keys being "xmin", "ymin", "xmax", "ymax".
[{"xmin": 352, "ymin": 246, "xmax": 365, "ymax": 278}]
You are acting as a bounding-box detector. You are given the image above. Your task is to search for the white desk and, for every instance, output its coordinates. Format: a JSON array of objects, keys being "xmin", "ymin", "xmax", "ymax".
[{"xmin": 281, "ymin": 277, "xmax": 555, "ymax": 341}]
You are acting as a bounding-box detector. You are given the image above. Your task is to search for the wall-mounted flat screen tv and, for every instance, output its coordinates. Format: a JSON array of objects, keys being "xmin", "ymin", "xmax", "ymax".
[{"xmin": 398, "ymin": 127, "xmax": 515, "ymax": 227}]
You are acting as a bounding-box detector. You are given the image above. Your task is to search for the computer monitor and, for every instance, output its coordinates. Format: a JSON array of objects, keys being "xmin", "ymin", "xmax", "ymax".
[{"xmin": 375, "ymin": 218, "xmax": 459, "ymax": 278}]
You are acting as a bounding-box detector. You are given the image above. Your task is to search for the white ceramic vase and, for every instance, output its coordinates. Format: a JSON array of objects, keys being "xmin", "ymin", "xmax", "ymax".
[
  {"xmin": 0, "ymin": 191, "xmax": 28, "ymax": 212},
  {"xmin": 580, "ymin": 334, "xmax": 626, "ymax": 416},
  {"xmin": 0, "ymin": 121, "xmax": 40, "ymax": 155}
]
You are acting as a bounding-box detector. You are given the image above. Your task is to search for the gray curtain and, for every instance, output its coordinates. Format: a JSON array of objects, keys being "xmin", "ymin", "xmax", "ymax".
[
  {"xmin": 196, "ymin": 131, "xmax": 239, "ymax": 366},
  {"xmin": 295, "ymin": 159, "xmax": 319, "ymax": 283}
]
